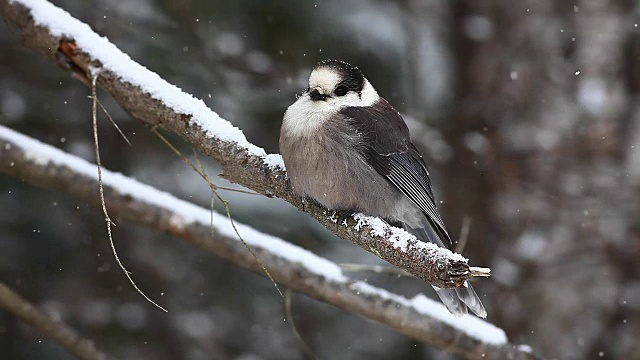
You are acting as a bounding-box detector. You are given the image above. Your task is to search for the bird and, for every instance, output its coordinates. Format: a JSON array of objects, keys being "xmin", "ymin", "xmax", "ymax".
[{"xmin": 279, "ymin": 59, "xmax": 486, "ymax": 318}]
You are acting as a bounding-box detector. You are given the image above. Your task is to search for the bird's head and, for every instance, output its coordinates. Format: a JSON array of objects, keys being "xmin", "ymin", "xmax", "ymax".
[{"xmin": 304, "ymin": 59, "xmax": 378, "ymax": 108}]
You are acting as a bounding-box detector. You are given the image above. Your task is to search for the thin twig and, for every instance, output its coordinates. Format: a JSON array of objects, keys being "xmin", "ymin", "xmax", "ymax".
[
  {"xmin": 0, "ymin": 125, "xmax": 537, "ymax": 359},
  {"xmin": 193, "ymin": 150, "xmax": 283, "ymax": 296},
  {"xmin": 215, "ymin": 186, "xmax": 259, "ymax": 195},
  {"xmin": 210, "ymin": 196, "xmax": 216, "ymax": 236},
  {"xmin": 91, "ymin": 70, "xmax": 167, "ymax": 312},
  {"xmin": 152, "ymin": 127, "xmax": 283, "ymax": 298},
  {"xmin": 0, "ymin": 1, "xmax": 541, "ymax": 355},
  {"xmin": 285, "ymin": 289, "xmax": 321, "ymax": 360},
  {"xmin": 469, "ymin": 267, "xmax": 491, "ymax": 277},
  {"xmin": 0, "ymin": 281, "xmax": 108, "ymax": 360},
  {"xmin": 95, "ymin": 96, "xmax": 132, "ymax": 147},
  {"xmin": 3, "ymin": 0, "xmax": 494, "ymax": 290}
]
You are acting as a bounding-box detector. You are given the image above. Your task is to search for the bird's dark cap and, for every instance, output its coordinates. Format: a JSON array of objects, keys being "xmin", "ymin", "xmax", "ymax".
[{"xmin": 314, "ymin": 59, "xmax": 365, "ymax": 94}]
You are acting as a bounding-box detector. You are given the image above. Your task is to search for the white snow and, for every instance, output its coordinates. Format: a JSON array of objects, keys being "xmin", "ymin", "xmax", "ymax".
[
  {"xmin": 10, "ymin": 0, "xmax": 265, "ymax": 157},
  {"xmin": 0, "ymin": 125, "xmax": 344, "ymax": 282},
  {"xmin": 3, "ymin": 0, "xmax": 511, "ymax": 346},
  {"xmin": 1, "ymin": 124, "xmax": 508, "ymax": 346},
  {"xmin": 351, "ymin": 281, "xmax": 507, "ymax": 345},
  {"xmin": 517, "ymin": 344, "xmax": 534, "ymax": 353},
  {"xmin": 263, "ymin": 153, "xmax": 285, "ymax": 170},
  {"xmin": 9, "ymin": 0, "xmax": 466, "ymax": 262},
  {"xmin": 353, "ymin": 213, "xmax": 468, "ymax": 262}
]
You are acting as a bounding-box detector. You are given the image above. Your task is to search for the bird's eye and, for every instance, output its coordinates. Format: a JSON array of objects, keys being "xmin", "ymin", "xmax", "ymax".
[{"xmin": 334, "ymin": 85, "xmax": 348, "ymax": 97}]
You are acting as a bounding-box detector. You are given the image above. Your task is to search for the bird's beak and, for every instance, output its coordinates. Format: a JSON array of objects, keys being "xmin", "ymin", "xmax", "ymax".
[{"xmin": 309, "ymin": 87, "xmax": 329, "ymax": 101}]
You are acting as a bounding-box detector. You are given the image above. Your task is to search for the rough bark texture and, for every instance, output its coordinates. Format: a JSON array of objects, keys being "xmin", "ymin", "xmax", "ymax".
[
  {"xmin": 0, "ymin": 0, "xmax": 487, "ymax": 290},
  {"xmin": 0, "ymin": 130, "xmax": 537, "ymax": 360}
]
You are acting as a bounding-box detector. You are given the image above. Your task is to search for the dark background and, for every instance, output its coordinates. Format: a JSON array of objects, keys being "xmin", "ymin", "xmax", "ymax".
[{"xmin": 1, "ymin": 0, "xmax": 639, "ymax": 359}]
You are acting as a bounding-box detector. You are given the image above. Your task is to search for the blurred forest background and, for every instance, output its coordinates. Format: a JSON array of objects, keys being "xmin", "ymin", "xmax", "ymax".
[{"xmin": 1, "ymin": 0, "xmax": 640, "ymax": 359}]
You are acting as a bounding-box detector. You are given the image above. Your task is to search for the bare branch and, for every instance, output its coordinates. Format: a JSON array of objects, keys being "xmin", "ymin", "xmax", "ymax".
[
  {"xmin": 0, "ymin": 0, "xmax": 484, "ymax": 289},
  {"xmin": 0, "ymin": 126, "xmax": 537, "ymax": 360},
  {"xmin": 0, "ymin": 281, "xmax": 108, "ymax": 360},
  {"xmin": 91, "ymin": 70, "xmax": 168, "ymax": 312},
  {"xmin": 0, "ymin": 0, "xmax": 541, "ymax": 358},
  {"xmin": 153, "ymin": 127, "xmax": 283, "ymax": 297},
  {"xmin": 285, "ymin": 289, "xmax": 320, "ymax": 360}
]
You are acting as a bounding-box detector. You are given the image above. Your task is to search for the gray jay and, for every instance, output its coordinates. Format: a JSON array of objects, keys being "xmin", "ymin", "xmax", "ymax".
[{"xmin": 279, "ymin": 59, "xmax": 486, "ymax": 318}]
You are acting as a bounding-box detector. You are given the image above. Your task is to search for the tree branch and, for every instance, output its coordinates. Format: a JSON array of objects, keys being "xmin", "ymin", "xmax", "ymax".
[
  {"xmin": 0, "ymin": 0, "xmax": 486, "ymax": 289},
  {"xmin": 0, "ymin": 281, "xmax": 108, "ymax": 360},
  {"xmin": 0, "ymin": 0, "xmax": 540, "ymax": 358},
  {"xmin": 0, "ymin": 126, "xmax": 537, "ymax": 360}
]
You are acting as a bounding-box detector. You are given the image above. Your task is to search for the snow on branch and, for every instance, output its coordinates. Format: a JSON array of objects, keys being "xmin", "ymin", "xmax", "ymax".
[
  {"xmin": 0, "ymin": 1, "xmax": 540, "ymax": 357},
  {"xmin": 0, "ymin": 125, "xmax": 541, "ymax": 359},
  {"xmin": 0, "ymin": 0, "xmax": 491, "ymax": 289}
]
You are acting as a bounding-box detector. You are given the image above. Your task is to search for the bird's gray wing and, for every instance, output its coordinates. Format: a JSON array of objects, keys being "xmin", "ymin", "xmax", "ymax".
[
  {"xmin": 340, "ymin": 100, "xmax": 452, "ymax": 246},
  {"xmin": 371, "ymin": 144, "xmax": 452, "ymax": 246},
  {"xmin": 340, "ymin": 101, "xmax": 489, "ymax": 318}
]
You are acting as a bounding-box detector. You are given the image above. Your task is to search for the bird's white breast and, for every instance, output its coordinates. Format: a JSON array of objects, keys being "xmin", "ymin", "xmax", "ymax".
[
  {"xmin": 282, "ymin": 80, "xmax": 379, "ymax": 138},
  {"xmin": 282, "ymin": 95, "xmax": 331, "ymax": 138}
]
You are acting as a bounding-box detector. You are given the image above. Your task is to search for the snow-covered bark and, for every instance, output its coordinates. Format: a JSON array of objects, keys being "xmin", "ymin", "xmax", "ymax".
[
  {"xmin": 0, "ymin": 0, "xmax": 484, "ymax": 289},
  {"xmin": 0, "ymin": 0, "xmax": 542, "ymax": 358},
  {"xmin": 0, "ymin": 125, "xmax": 536, "ymax": 359}
]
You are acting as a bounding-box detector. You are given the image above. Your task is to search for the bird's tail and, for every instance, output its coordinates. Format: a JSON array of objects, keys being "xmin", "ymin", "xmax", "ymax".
[
  {"xmin": 433, "ymin": 285, "xmax": 487, "ymax": 318},
  {"xmin": 403, "ymin": 222, "xmax": 487, "ymax": 318}
]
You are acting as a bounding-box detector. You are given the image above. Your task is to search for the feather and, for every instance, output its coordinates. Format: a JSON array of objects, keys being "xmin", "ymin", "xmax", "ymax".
[
  {"xmin": 341, "ymin": 99, "xmax": 487, "ymax": 317},
  {"xmin": 341, "ymin": 99, "xmax": 452, "ymax": 246}
]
